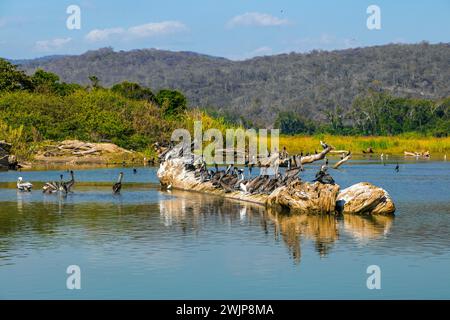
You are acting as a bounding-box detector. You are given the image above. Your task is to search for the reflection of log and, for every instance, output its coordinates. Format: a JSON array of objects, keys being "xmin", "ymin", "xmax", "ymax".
[
  {"xmin": 333, "ymin": 153, "xmax": 352, "ymax": 169},
  {"xmin": 343, "ymin": 214, "xmax": 394, "ymax": 241},
  {"xmin": 336, "ymin": 182, "xmax": 395, "ymax": 215},
  {"xmin": 300, "ymin": 147, "xmax": 332, "ymax": 164}
]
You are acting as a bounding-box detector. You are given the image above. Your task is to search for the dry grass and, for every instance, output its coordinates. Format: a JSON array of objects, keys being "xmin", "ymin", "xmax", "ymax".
[{"xmin": 276, "ymin": 134, "xmax": 450, "ymax": 155}]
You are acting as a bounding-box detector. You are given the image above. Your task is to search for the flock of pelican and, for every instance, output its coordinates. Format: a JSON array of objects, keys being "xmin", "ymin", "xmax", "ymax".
[
  {"xmin": 16, "ymin": 170, "xmax": 124, "ymax": 194},
  {"xmin": 182, "ymin": 142, "xmax": 336, "ymax": 195}
]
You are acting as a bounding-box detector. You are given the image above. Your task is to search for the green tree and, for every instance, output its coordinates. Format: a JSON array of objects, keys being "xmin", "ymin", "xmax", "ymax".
[
  {"xmin": 274, "ymin": 111, "xmax": 316, "ymax": 134},
  {"xmin": 111, "ymin": 81, "xmax": 155, "ymax": 102},
  {"xmin": 88, "ymin": 75, "xmax": 101, "ymax": 89},
  {"xmin": 156, "ymin": 89, "xmax": 187, "ymax": 117},
  {"xmin": 0, "ymin": 58, "xmax": 33, "ymax": 92}
]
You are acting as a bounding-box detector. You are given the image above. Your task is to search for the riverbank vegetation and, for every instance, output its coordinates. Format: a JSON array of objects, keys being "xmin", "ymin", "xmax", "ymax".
[
  {"xmin": 1, "ymin": 57, "xmax": 449, "ymax": 161},
  {"xmin": 278, "ymin": 134, "xmax": 450, "ymax": 156},
  {"xmin": 0, "ymin": 58, "xmax": 227, "ymax": 160}
]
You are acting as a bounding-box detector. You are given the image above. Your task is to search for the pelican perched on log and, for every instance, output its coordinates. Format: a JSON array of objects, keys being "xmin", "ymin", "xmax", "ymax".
[
  {"xmin": 113, "ymin": 172, "xmax": 123, "ymax": 194},
  {"xmin": 17, "ymin": 177, "xmax": 32, "ymax": 191},
  {"xmin": 314, "ymin": 165, "xmax": 335, "ymax": 185}
]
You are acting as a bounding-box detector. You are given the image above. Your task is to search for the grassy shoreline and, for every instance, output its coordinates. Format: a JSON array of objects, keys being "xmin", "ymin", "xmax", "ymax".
[{"xmin": 278, "ymin": 135, "xmax": 450, "ymax": 155}]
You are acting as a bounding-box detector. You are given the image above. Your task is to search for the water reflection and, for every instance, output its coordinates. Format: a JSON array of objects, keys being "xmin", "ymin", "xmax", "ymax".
[
  {"xmin": 0, "ymin": 188, "xmax": 396, "ymax": 267},
  {"xmin": 159, "ymin": 190, "xmax": 395, "ymax": 264}
]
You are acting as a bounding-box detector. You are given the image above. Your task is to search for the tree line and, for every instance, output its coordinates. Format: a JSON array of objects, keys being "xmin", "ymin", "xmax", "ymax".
[{"xmin": 273, "ymin": 90, "xmax": 449, "ymax": 137}]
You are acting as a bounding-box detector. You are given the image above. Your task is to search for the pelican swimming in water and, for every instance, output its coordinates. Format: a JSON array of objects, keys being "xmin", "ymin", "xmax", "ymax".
[
  {"xmin": 17, "ymin": 177, "xmax": 33, "ymax": 191},
  {"xmin": 43, "ymin": 174, "xmax": 64, "ymax": 194},
  {"xmin": 61, "ymin": 170, "xmax": 75, "ymax": 193},
  {"xmin": 113, "ymin": 172, "xmax": 123, "ymax": 194}
]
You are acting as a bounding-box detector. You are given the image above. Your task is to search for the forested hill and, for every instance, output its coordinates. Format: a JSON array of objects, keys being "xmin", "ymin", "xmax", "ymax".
[{"xmin": 17, "ymin": 43, "xmax": 450, "ymax": 126}]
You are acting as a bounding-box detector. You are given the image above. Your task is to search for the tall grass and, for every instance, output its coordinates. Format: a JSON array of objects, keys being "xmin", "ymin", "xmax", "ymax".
[{"xmin": 277, "ymin": 134, "xmax": 450, "ymax": 155}]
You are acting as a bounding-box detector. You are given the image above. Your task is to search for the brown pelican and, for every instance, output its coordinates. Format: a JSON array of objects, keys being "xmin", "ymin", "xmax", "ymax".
[
  {"xmin": 247, "ymin": 175, "xmax": 269, "ymax": 193},
  {"xmin": 62, "ymin": 170, "xmax": 75, "ymax": 192},
  {"xmin": 43, "ymin": 174, "xmax": 64, "ymax": 193},
  {"xmin": 113, "ymin": 172, "xmax": 123, "ymax": 194},
  {"xmin": 233, "ymin": 169, "xmax": 246, "ymax": 189},
  {"xmin": 320, "ymin": 141, "xmax": 329, "ymax": 149},
  {"xmin": 17, "ymin": 177, "xmax": 32, "ymax": 191},
  {"xmin": 314, "ymin": 165, "xmax": 335, "ymax": 184}
]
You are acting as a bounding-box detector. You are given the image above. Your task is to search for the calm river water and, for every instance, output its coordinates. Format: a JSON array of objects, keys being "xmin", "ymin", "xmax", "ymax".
[{"xmin": 0, "ymin": 158, "xmax": 449, "ymax": 299}]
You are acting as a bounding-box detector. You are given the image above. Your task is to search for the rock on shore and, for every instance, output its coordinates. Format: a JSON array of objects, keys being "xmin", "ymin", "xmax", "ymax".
[{"xmin": 34, "ymin": 140, "xmax": 136, "ymax": 165}]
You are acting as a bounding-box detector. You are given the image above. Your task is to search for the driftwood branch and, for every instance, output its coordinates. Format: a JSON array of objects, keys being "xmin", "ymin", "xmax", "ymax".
[
  {"xmin": 72, "ymin": 148, "xmax": 98, "ymax": 156},
  {"xmin": 333, "ymin": 153, "xmax": 352, "ymax": 169},
  {"xmin": 300, "ymin": 147, "xmax": 332, "ymax": 164},
  {"xmin": 329, "ymin": 149, "xmax": 350, "ymax": 154}
]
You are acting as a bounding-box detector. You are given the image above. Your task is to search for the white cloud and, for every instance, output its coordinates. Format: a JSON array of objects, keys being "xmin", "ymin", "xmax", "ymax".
[
  {"xmin": 85, "ymin": 21, "xmax": 187, "ymax": 42},
  {"xmin": 227, "ymin": 12, "xmax": 289, "ymax": 28},
  {"xmin": 251, "ymin": 46, "xmax": 273, "ymax": 55},
  {"xmin": 128, "ymin": 21, "xmax": 187, "ymax": 38},
  {"xmin": 288, "ymin": 34, "xmax": 360, "ymax": 52},
  {"xmin": 227, "ymin": 46, "xmax": 274, "ymax": 61},
  {"xmin": 34, "ymin": 37, "xmax": 72, "ymax": 52},
  {"xmin": 85, "ymin": 27, "xmax": 125, "ymax": 42}
]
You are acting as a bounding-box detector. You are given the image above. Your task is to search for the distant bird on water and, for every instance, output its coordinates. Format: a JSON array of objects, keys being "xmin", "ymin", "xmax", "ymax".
[
  {"xmin": 17, "ymin": 177, "xmax": 32, "ymax": 191},
  {"xmin": 395, "ymin": 163, "xmax": 400, "ymax": 172},
  {"xmin": 133, "ymin": 168, "xmax": 137, "ymax": 174},
  {"xmin": 113, "ymin": 172, "xmax": 124, "ymax": 194}
]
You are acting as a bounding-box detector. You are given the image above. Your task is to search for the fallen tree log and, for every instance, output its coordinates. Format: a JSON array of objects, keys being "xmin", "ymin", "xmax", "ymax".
[
  {"xmin": 72, "ymin": 148, "xmax": 98, "ymax": 156},
  {"xmin": 300, "ymin": 146, "xmax": 332, "ymax": 164},
  {"xmin": 404, "ymin": 151, "xmax": 430, "ymax": 157},
  {"xmin": 336, "ymin": 182, "xmax": 395, "ymax": 215},
  {"xmin": 157, "ymin": 156, "xmax": 395, "ymax": 215},
  {"xmin": 329, "ymin": 149, "xmax": 349, "ymax": 155},
  {"xmin": 266, "ymin": 179, "xmax": 339, "ymax": 214}
]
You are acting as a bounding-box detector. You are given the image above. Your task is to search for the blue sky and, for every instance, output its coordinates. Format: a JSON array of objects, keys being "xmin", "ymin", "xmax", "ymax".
[{"xmin": 1, "ymin": 0, "xmax": 449, "ymax": 60}]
